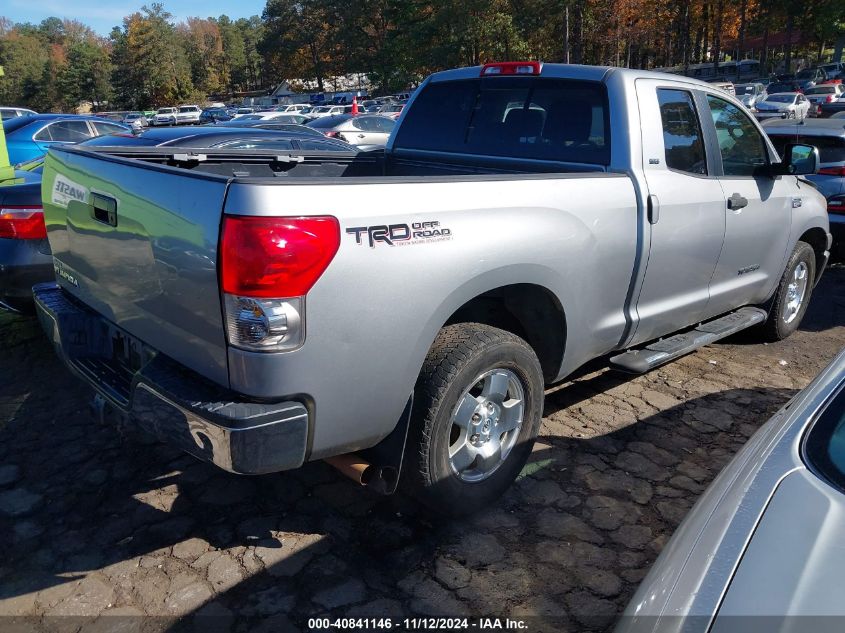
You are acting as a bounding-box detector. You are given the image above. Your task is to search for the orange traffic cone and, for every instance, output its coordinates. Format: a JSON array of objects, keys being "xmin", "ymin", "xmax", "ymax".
[{"xmin": 351, "ymin": 96, "xmax": 359, "ymax": 115}]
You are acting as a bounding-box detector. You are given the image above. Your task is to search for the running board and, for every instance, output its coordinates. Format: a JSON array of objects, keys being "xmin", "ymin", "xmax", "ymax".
[{"xmin": 609, "ymin": 307, "xmax": 767, "ymax": 374}]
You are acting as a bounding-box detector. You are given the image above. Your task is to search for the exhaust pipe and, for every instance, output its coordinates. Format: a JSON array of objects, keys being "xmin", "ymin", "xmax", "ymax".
[{"xmin": 325, "ymin": 454, "xmax": 399, "ymax": 495}]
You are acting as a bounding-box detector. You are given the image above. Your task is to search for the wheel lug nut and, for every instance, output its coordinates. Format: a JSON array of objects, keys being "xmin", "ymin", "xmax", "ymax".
[
  {"xmin": 487, "ymin": 403, "xmax": 494, "ymax": 412},
  {"xmin": 470, "ymin": 434, "xmax": 479, "ymax": 442}
]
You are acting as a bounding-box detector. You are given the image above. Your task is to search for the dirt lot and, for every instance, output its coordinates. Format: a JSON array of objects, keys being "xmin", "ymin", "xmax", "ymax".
[{"xmin": 1, "ymin": 266, "xmax": 843, "ymax": 632}]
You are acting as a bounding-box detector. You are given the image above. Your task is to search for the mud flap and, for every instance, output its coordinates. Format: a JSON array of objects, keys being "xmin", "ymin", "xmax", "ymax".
[{"xmin": 358, "ymin": 395, "xmax": 413, "ymax": 495}]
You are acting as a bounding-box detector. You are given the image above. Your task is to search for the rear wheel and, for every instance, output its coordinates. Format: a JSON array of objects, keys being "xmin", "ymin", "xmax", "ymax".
[
  {"xmin": 762, "ymin": 241, "xmax": 816, "ymax": 341},
  {"xmin": 404, "ymin": 323, "xmax": 544, "ymax": 516}
]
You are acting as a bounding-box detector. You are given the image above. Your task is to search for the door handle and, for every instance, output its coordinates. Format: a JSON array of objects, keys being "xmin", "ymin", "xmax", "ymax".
[
  {"xmin": 647, "ymin": 194, "xmax": 659, "ymax": 224},
  {"xmin": 727, "ymin": 193, "xmax": 748, "ymax": 210},
  {"xmin": 91, "ymin": 192, "xmax": 118, "ymax": 227},
  {"xmin": 357, "ymin": 134, "xmax": 365, "ymax": 138}
]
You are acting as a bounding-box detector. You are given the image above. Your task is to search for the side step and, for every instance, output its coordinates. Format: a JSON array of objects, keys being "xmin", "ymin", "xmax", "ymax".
[{"xmin": 609, "ymin": 307, "xmax": 767, "ymax": 374}]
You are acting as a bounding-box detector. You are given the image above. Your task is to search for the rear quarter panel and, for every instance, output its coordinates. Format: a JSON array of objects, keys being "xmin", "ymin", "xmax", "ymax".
[{"xmin": 224, "ymin": 173, "xmax": 639, "ymax": 458}]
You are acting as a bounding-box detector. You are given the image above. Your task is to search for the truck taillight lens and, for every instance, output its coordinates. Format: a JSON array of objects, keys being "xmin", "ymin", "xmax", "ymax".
[
  {"xmin": 0, "ymin": 206, "xmax": 46, "ymax": 239},
  {"xmin": 220, "ymin": 215, "xmax": 339, "ymax": 352}
]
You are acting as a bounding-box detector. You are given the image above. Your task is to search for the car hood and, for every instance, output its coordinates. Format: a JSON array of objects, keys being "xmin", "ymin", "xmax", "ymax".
[{"xmin": 711, "ymin": 469, "xmax": 845, "ymax": 628}]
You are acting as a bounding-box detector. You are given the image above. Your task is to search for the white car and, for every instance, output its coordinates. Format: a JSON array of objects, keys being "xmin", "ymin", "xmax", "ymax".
[
  {"xmin": 175, "ymin": 105, "xmax": 202, "ymax": 125},
  {"xmin": 275, "ymin": 104, "xmax": 310, "ymax": 114},
  {"xmin": 231, "ymin": 107, "xmax": 255, "ymax": 119},
  {"xmin": 122, "ymin": 112, "xmax": 148, "ymax": 128},
  {"xmin": 153, "ymin": 107, "xmax": 178, "ymax": 126},
  {"xmin": 307, "ymin": 105, "xmax": 352, "ymax": 118},
  {"xmin": 0, "ymin": 106, "xmax": 37, "ymax": 121},
  {"xmin": 753, "ymin": 92, "xmax": 811, "ymax": 120}
]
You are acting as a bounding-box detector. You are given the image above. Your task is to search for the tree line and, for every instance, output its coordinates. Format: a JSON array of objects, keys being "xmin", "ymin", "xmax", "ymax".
[{"xmin": 0, "ymin": 0, "xmax": 843, "ymax": 112}]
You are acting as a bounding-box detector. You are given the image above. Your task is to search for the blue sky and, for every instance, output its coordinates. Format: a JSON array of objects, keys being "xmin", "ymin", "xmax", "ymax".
[{"xmin": 2, "ymin": 0, "xmax": 266, "ymax": 35}]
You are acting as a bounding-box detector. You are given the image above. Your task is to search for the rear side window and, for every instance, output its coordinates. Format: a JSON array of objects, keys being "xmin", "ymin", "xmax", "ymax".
[
  {"xmin": 657, "ymin": 89, "xmax": 707, "ymax": 175},
  {"xmin": 768, "ymin": 135, "xmax": 845, "ymax": 164},
  {"xmin": 35, "ymin": 120, "xmax": 92, "ymax": 142},
  {"xmin": 393, "ymin": 78, "xmax": 610, "ymax": 165},
  {"xmin": 91, "ymin": 122, "xmax": 126, "ymax": 136}
]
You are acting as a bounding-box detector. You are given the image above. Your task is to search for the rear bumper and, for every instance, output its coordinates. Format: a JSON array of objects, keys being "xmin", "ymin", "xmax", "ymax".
[
  {"xmin": 0, "ymin": 238, "xmax": 53, "ymax": 312},
  {"xmin": 33, "ymin": 283, "xmax": 309, "ymax": 475}
]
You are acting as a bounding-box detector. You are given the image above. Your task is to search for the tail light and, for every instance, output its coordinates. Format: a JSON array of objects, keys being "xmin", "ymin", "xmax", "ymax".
[
  {"xmin": 828, "ymin": 195, "xmax": 845, "ymax": 213},
  {"xmin": 481, "ymin": 61, "xmax": 542, "ymax": 76},
  {"xmin": 220, "ymin": 215, "xmax": 339, "ymax": 352},
  {"xmin": 0, "ymin": 206, "xmax": 46, "ymax": 239},
  {"xmin": 819, "ymin": 167, "xmax": 845, "ymax": 177},
  {"xmin": 323, "ymin": 131, "xmax": 338, "ymax": 138},
  {"xmin": 826, "ymin": 95, "xmax": 835, "ymax": 103}
]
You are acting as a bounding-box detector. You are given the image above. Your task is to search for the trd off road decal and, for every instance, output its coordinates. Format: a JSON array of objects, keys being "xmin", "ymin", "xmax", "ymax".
[{"xmin": 346, "ymin": 220, "xmax": 452, "ymax": 248}]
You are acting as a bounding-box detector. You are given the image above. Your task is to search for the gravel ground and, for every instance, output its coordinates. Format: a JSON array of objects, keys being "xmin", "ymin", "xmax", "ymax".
[{"xmin": 0, "ymin": 265, "xmax": 843, "ymax": 632}]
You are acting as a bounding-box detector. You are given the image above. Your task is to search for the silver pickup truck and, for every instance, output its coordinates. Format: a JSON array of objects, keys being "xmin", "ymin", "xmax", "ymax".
[{"xmin": 35, "ymin": 63, "xmax": 831, "ymax": 515}]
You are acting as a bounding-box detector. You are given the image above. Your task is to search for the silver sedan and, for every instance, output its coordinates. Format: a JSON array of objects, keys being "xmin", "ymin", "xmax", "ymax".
[
  {"xmin": 753, "ymin": 92, "xmax": 811, "ymax": 120},
  {"xmin": 618, "ymin": 347, "xmax": 845, "ymax": 633},
  {"xmin": 308, "ymin": 114, "xmax": 396, "ymax": 147}
]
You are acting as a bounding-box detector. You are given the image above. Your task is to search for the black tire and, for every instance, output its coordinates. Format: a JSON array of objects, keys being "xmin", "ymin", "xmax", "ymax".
[
  {"xmin": 403, "ymin": 323, "xmax": 544, "ymax": 516},
  {"xmin": 762, "ymin": 241, "xmax": 816, "ymax": 341}
]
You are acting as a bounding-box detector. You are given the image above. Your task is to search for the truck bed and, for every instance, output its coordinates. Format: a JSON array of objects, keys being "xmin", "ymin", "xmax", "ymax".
[{"xmin": 75, "ymin": 145, "xmax": 608, "ymax": 180}]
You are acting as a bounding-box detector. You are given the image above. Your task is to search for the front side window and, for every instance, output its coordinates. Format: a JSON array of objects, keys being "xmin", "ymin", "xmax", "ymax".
[
  {"xmin": 706, "ymin": 95, "xmax": 769, "ymax": 176},
  {"xmin": 656, "ymin": 89, "xmax": 707, "ymax": 175}
]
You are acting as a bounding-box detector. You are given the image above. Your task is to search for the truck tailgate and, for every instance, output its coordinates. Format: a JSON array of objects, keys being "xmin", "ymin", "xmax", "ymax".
[{"xmin": 41, "ymin": 147, "xmax": 231, "ymax": 387}]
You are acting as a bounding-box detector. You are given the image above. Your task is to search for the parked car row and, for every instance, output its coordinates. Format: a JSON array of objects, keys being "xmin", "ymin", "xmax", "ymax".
[
  {"xmin": 0, "ymin": 118, "xmax": 363, "ymax": 312},
  {"xmin": 763, "ymin": 116, "xmax": 845, "ymax": 258}
]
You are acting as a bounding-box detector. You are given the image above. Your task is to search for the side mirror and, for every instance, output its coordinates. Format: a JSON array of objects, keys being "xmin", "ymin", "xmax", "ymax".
[{"xmin": 775, "ymin": 143, "xmax": 819, "ymax": 176}]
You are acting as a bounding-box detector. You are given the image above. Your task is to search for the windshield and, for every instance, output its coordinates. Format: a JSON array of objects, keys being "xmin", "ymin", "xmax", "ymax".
[
  {"xmin": 81, "ymin": 133, "xmax": 161, "ymax": 147},
  {"xmin": 805, "ymin": 87, "xmax": 836, "ymax": 95},
  {"xmin": 157, "ymin": 108, "xmax": 175, "ymax": 114},
  {"xmin": 307, "ymin": 115, "xmax": 349, "ymax": 128},
  {"xmin": 179, "ymin": 107, "xmax": 197, "ymax": 113},
  {"xmin": 735, "ymin": 85, "xmax": 756, "ymax": 95},
  {"xmin": 765, "ymin": 95, "xmax": 795, "ymax": 103},
  {"xmin": 312, "ymin": 107, "xmax": 331, "ymax": 113},
  {"xmin": 805, "ymin": 385, "xmax": 845, "ymax": 494},
  {"xmin": 3, "ymin": 117, "xmax": 37, "ymax": 134}
]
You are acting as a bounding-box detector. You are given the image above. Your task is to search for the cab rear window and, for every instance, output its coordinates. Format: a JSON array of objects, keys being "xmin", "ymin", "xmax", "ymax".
[{"xmin": 393, "ymin": 77, "xmax": 610, "ymax": 165}]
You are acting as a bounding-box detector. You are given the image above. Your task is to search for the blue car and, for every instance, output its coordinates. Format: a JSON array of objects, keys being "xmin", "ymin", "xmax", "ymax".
[
  {"xmin": 2, "ymin": 114, "xmax": 129, "ymax": 164},
  {"xmin": 764, "ymin": 117, "xmax": 845, "ymax": 257}
]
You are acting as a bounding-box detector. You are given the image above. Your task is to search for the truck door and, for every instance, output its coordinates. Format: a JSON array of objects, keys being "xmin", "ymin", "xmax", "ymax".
[
  {"xmin": 630, "ymin": 80, "xmax": 727, "ymax": 345},
  {"xmin": 700, "ymin": 92, "xmax": 792, "ymax": 316}
]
